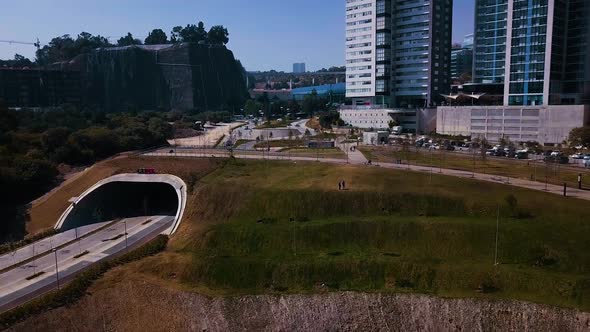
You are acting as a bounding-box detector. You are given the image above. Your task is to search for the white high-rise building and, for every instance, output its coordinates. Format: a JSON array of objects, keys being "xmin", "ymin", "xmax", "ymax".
[
  {"xmin": 345, "ymin": 0, "xmax": 377, "ymax": 100},
  {"xmin": 345, "ymin": 0, "xmax": 453, "ymax": 108}
]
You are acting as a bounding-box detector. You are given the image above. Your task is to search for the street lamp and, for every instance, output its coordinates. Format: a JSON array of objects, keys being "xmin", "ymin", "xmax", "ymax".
[
  {"xmin": 124, "ymin": 220, "xmax": 128, "ymax": 252},
  {"xmin": 53, "ymin": 248, "xmax": 60, "ymax": 289}
]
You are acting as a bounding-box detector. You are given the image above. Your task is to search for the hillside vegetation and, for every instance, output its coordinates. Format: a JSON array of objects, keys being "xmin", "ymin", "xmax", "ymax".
[{"xmin": 125, "ymin": 160, "xmax": 590, "ymax": 311}]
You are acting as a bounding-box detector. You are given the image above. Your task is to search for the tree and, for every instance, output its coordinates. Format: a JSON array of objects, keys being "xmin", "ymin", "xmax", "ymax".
[
  {"xmin": 36, "ymin": 33, "xmax": 110, "ymax": 65},
  {"xmin": 244, "ymin": 99, "xmax": 260, "ymax": 116},
  {"xmin": 74, "ymin": 32, "xmax": 110, "ymax": 54},
  {"xmin": 36, "ymin": 35, "xmax": 75, "ymax": 64},
  {"xmin": 170, "ymin": 26, "xmax": 183, "ymax": 43},
  {"xmin": 171, "ymin": 22, "xmax": 208, "ymax": 43},
  {"xmin": 568, "ymin": 127, "xmax": 590, "ymax": 147},
  {"xmin": 208, "ymin": 25, "xmax": 229, "ymax": 45},
  {"xmin": 117, "ymin": 33, "xmax": 142, "ymax": 46},
  {"xmin": 144, "ymin": 29, "xmax": 168, "ymax": 45},
  {"xmin": 41, "ymin": 127, "xmax": 72, "ymax": 153}
]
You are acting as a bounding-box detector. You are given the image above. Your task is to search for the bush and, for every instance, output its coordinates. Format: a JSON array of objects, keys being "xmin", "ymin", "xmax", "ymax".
[
  {"xmin": 476, "ymin": 270, "xmax": 501, "ymax": 293},
  {"xmin": 0, "ymin": 235, "xmax": 168, "ymax": 329}
]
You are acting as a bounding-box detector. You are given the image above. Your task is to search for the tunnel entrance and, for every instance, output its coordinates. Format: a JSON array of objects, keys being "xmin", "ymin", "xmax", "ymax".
[
  {"xmin": 61, "ymin": 182, "xmax": 178, "ymax": 231},
  {"xmin": 56, "ymin": 174, "xmax": 187, "ymax": 235}
]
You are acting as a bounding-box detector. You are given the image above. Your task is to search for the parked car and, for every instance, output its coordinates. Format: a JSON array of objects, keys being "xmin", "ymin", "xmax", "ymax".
[{"xmin": 570, "ymin": 153, "xmax": 584, "ymax": 159}]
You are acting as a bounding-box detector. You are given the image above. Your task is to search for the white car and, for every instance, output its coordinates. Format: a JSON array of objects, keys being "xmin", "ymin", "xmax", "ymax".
[{"xmin": 571, "ymin": 153, "xmax": 584, "ymax": 159}]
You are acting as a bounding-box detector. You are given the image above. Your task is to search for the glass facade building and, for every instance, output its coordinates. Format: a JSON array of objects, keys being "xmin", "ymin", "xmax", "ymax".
[
  {"xmin": 473, "ymin": 0, "xmax": 590, "ymax": 106},
  {"xmin": 473, "ymin": 0, "xmax": 508, "ymax": 84}
]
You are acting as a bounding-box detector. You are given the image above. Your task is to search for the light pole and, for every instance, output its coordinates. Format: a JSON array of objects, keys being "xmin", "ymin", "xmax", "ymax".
[
  {"xmin": 494, "ymin": 205, "xmax": 500, "ymax": 266},
  {"xmin": 124, "ymin": 220, "xmax": 128, "ymax": 252},
  {"xmin": 75, "ymin": 227, "xmax": 81, "ymax": 255},
  {"xmin": 53, "ymin": 248, "xmax": 60, "ymax": 289},
  {"xmin": 32, "ymin": 244, "xmax": 36, "ymax": 275},
  {"xmin": 472, "ymin": 146, "xmax": 476, "ymax": 178}
]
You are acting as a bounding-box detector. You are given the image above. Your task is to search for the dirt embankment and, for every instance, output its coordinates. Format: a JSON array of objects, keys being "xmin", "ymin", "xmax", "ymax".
[
  {"xmin": 9, "ymin": 281, "xmax": 590, "ymax": 332},
  {"xmin": 26, "ymin": 155, "xmax": 219, "ymax": 235}
]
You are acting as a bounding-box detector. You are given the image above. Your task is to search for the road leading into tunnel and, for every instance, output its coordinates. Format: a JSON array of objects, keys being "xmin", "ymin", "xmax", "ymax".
[{"xmin": 0, "ymin": 215, "xmax": 174, "ymax": 313}]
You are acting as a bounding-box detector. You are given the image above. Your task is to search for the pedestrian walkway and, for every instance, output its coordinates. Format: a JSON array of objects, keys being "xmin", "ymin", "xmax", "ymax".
[
  {"xmin": 374, "ymin": 161, "xmax": 590, "ymax": 201},
  {"xmin": 144, "ymin": 147, "xmax": 590, "ymax": 202}
]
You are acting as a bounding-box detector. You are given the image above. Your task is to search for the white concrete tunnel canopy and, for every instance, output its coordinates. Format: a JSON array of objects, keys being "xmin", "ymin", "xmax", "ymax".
[{"xmin": 55, "ymin": 174, "xmax": 187, "ymax": 235}]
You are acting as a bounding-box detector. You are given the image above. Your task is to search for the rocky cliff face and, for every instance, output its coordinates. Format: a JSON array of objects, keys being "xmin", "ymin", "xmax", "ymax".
[
  {"xmin": 9, "ymin": 281, "xmax": 590, "ymax": 331},
  {"xmin": 80, "ymin": 43, "xmax": 247, "ymax": 112}
]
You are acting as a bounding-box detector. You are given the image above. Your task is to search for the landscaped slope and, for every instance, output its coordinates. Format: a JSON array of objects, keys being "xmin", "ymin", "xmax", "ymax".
[
  {"xmin": 13, "ymin": 158, "xmax": 590, "ymax": 330},
  {"xmin": 139, "ymin": 160, "xmax": 590, "ymax": 311}
]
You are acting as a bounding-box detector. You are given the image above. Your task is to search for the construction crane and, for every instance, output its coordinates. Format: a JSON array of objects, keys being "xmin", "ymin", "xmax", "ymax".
[{"xmin": 0, "ymin": 38, "xmax": 42, "ymax": 52}]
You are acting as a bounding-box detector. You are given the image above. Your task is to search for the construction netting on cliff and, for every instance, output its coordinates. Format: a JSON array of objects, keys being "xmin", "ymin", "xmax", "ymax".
[{"xmin": 82, "ymin": 43, "xmax": 247, "ymax": 112}]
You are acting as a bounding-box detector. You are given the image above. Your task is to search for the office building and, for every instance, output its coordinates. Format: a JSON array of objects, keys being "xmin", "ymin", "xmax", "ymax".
[
  {"xmin": 462, "ymin": 33, "xmax": 474, "ymax": 49},
  {"xmin": 451, "ymin": 48, "xmax": 473, "ymax": 81},
  {"xmin": 438, "ymin": 0, "xmax": 590, "ymax": 145},
  {"xmin": 450, "ymin": 34, "xmax": 474, "ymax": 81},
  {"xmin": 345, "ymin": 0, "xmax": 453, "ymax": 108},
  {"xmin": 293, "ymin": 63, "xmax": 306, "ymax": 73},
  {"xmin": 472, "ymin": 0, "xmax": 590, "ymax": 106},
  {"xmin": 343, "ymin": 0, "xmax": 453, "ymax": 133}
]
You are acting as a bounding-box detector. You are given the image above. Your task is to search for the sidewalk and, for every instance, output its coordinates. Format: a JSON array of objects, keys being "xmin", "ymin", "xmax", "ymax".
[{"xmin": 375, "ymin": 161, "xmax": 590, "ymax": 201}]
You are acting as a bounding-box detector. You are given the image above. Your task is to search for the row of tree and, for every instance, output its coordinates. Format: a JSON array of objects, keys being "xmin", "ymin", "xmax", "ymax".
[
  {"xmin": 0, "ymin": 103, "xmax": 174, "ymax": 242},
  {"xmin": 31, "ymin": 21, "xmax": 229, "ymax": 65}
]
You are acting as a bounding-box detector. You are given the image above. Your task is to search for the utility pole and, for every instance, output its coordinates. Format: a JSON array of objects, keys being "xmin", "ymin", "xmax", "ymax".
[
  {"xmin": 32, "ymin": 244, "xmax": 36, "ymax": 275},
  {"xmin": 472, "ymin": 146, "xmax": 476, "ymax": 178},
  {"xmin": 124, "ymin": 220, "xmax": 128, "ymax": 252},
  {"xmin": 494, "ymin": 205, "xmax": 500, "ymax": 266},
  {"xmin": 429, "ymin": 147, "xmax": 433, "ymax": 183},
  {"xmin": 75, "ymin": 227, "xmax": 81, "ymax": 255},
  {"xmin": 53, "ymin": 249, "xmax": 60, "ymax": 289}
]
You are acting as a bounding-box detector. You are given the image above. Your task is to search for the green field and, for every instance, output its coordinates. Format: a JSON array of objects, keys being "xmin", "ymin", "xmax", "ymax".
[
  {"xmin": 359, "ymin": 146, "xmax": 590, "ymax": 188},
  {"xmin": 139, "ymin": 160, "xmax": 590, "ymax": 311}
]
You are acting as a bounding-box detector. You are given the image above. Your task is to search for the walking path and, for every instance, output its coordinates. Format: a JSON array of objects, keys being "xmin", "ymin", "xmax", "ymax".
[{"xmin": 144, "ymin": 147, "xmax": 590, "ymax": 202}]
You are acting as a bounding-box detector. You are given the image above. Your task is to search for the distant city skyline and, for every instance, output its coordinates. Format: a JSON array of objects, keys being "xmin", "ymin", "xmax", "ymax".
[{"xmin": 0, "ymin": 0, "xmax": 474, "ymax": 72}]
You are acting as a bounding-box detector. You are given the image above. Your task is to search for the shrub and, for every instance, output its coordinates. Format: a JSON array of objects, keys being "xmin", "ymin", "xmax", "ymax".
[
  {"xmin": 505, "ymin": 194, "xmax": 518, "ymax": 213},
  {"xmin": 476, "ymin": 270, "xmax": 501, "ymax": 293}
]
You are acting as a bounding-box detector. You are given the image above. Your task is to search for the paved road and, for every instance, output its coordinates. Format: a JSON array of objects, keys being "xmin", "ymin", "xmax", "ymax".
[
  {"xmin": 0, "ymin": 221, "xmax": 114, "ymax": 271},
  {"xmin": 0, "ymin": 216, "xmax": 174, "ymax": 313},
  {"xmin": 170, "ymin": 122, "xmax": 244, "ymax": 147},
  {"xmin": 144, "ymin": 148, "xmax": 590, "ymax": 202}
]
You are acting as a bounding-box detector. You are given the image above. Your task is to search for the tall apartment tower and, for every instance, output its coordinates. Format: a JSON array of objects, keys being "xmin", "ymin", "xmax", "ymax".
[
  {"xmin": 345, "ymin": 0, "xmax": 453, "ymax": 108},
  {"xmin": 473, "ymin": 0, "xmax": 590, "ymax": 106}
]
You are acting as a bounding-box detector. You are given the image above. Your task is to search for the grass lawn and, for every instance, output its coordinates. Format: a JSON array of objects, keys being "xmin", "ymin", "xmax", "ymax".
[
  {"xmin": 280, "ymin": 148, "xmax": 347, "ymax": 159},
  {"xmin": 254, "ymin": 139, "xmax": 304, "ymax": 149},
  {"xmin": 233, "ymin": 139, "xmax": 253, "ymax": 148},
  {"xmin": 359, "ymin": 146, "xmax": 590, "ymax": 188},
  {"xmin": 130, "ymin": 160, "xmax": 590, "ymax": 311},
  {"xmin": 256, "ymin": 120, "xmax": 294, "ymax": 129}
]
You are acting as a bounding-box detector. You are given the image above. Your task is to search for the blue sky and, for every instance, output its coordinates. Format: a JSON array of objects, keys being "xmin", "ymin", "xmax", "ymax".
[{"xmin": 0, "ymin": 0, "xmax": 474, "ymax": 71}]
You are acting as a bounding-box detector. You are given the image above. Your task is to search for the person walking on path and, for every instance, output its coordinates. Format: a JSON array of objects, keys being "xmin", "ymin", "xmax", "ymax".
[
  {"xmin": 338, "ymin": 181, "xmax": 342, "ymax": 190},
  {"xmin": 342, "ymin": 179, "xmax": 346, "ymax": 190}
]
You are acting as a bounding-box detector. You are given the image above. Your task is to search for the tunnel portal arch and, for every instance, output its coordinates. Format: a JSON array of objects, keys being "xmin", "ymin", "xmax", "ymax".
[{"xmin": 55, "ymin": 174, "xmax": 187, "ymax": 235}]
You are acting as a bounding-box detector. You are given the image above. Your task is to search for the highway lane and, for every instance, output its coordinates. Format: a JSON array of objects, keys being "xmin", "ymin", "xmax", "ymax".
[
  {"xmin": 0, "ymin": 215, "xmax": 174, "ymax": 313},
  {"xmin": 0, "ymin": 221, "xmax": 115, "ymax": 271}
]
